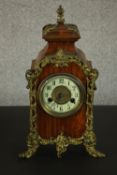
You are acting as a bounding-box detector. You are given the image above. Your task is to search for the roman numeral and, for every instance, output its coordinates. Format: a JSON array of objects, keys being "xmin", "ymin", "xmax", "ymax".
[
  {"xmin": 52, "ymin": 81, "xmax": 56, "ymax": 85},
  {"xmin": 59, "ymin": 106, "xmax": 63, "ymax": 111},
  {"xmin": 45, "ymin": 93, "xmax": 48, "ymax": 97},
  {"xmin": 67, "ymin": 104, "xmax": 71, "ymax": 110},
  {"xmin": 68, "ymin": 81, "xmax": 70, "ymax": 85},
  {"xmin": 59, "ymin": 78, "xmax": 64, "ymax": 84},
  {"xmin": 46, "ymin": 85, "xmax": 51, "ymax": 90},
  {"xmin": 72, "ymin": 86, "xmax": 76, "ymax": 90},
  {"xmin": 75, "ymin": 93, "xmax": 78, "ymax": 97}
]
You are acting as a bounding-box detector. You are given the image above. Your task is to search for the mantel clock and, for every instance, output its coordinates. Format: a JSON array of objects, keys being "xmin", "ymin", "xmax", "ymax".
[{"xmin": 19, "ymin": 5, "xmax": 105, "ymax": 158}]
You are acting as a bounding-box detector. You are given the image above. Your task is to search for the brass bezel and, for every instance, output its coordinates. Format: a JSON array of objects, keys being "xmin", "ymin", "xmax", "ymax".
[{"xmin": 38, "ymin": 73, "xmax": 86, "ymax": 118}]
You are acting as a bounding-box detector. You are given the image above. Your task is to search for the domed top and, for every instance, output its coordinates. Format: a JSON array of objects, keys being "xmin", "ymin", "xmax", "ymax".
[{"xmin": 43, "ymin": 5, "xmax": 80, "ymax": 42}]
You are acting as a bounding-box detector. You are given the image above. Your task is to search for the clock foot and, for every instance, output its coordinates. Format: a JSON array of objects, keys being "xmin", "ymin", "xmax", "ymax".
[
  {"xmin": 83, "ymin": 130, "xmax": 106, "ymax": 158},
  {"xmin": 19, "ymin": 133, "xmax": 39, "ymax": 158},
  {"xmin": 85, "ymin": 145, "xmax": 106, "ymax": 158},
  {"xmin": 19, "ymin": 148, "xmax": 37, "ymax": 158},
  {"xmin": 19, "ymin": 145, "xmax": 39, "ymax": 158}
]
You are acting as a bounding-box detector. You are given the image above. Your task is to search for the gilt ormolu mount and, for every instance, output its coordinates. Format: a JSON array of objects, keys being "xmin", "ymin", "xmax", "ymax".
[{"xmin": 19, "ymin": 5, "xmax": 105, "ymax": 158}]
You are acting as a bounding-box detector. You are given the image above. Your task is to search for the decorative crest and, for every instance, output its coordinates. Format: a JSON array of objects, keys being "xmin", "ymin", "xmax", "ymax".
[
  {"xmin": 57, "ymin": 5, "xmax": 65, "ymax": 24},
  {"xmin": 56, "ymin": 49, "xmax": 64, "ymax": 59}
]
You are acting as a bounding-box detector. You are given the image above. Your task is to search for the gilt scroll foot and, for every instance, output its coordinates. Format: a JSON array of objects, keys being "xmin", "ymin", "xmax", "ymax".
[
  {"xmin": 19, "ymin": 144, "xmax": 39, "ymax": 158},
  {"xmin": 83, "ymin": 130, "xmax": 106, "ymax": 158},
  {"xmin": 19, "ymin": 132, "xmax": 39, "ymax": 158},
  {"xmin": 85, "ymin": 145, "xmax": 106, "ymax": 158}
]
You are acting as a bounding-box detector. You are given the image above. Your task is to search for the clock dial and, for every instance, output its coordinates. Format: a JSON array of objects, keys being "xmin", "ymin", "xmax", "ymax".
[{"xmin": 38, "ymin": 73, "xmax": 85, "ymax": 117}]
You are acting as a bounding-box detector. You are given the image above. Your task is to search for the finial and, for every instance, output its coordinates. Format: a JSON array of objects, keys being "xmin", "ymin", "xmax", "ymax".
[{"xmin": 57, "ymin": 5, "xmax": 65, "ymax": 24}]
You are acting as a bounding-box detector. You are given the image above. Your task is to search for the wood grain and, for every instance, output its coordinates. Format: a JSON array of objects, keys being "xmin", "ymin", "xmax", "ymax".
[
  {"xmin": 36, "ymin": 63, "xmax": 87, "ymax": 138},
  {"xmin": 31, "ymin": 26, "xmax": 89, "ymax": 139}
]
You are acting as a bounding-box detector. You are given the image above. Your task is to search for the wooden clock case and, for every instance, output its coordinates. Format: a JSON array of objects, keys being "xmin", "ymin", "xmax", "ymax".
[{"xmin": 20, "ymin": 5, "xmax": 105, "ymax": 158}]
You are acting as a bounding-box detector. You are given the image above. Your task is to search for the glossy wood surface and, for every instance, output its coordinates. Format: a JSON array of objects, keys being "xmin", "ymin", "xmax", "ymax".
[
  {"xmin": 32, "ymin": 25, "xmax": 89, "ymax": 139},
  {"xmin": 36, "ymin": 63, "xmax": 87, "ymax": 138}
]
